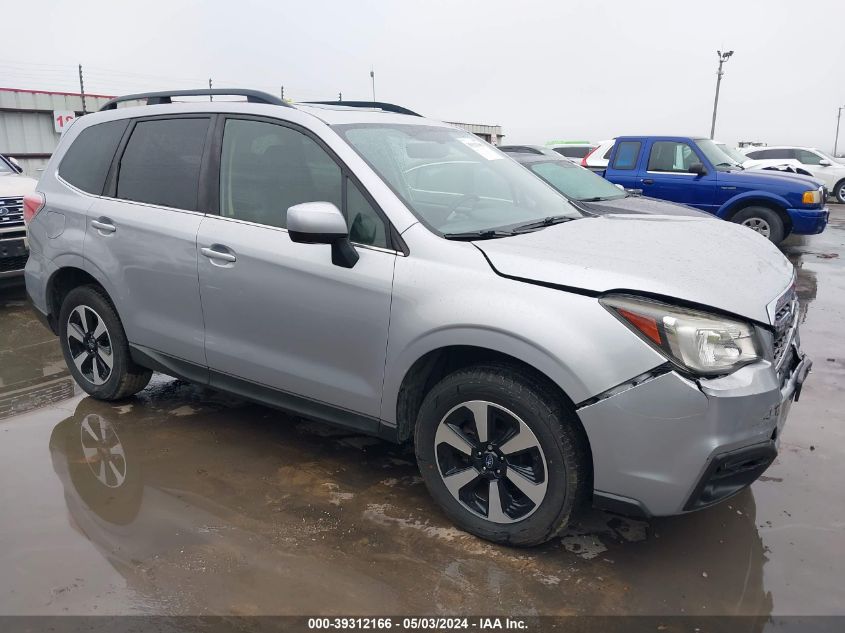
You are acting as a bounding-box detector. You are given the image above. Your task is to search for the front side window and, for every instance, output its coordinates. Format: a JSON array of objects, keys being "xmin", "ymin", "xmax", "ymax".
[
  {"xmin": 219, "ymin": 119, "xmax": 387, "ymax": 247},
  {"xmin": 529, "ymin": 161, "xmax": 625, "ymax": 201},
  {"xmin": 647, "ymin": 141, "xmax": 700, "ymax": 173},
  {"xmin": 612, "ymin": 141, "xmax": 641, "ymax": 170},
  {"xmin": 337, "ymin": 123, "xmax": 580, "ymax": 236},
  {"xmin": 59, "ymin": 119, "xmax": 129, "ymax": 194},
  {"xmin": 795, "ymin": 149, "xmax": 823, "ymax": 165},
  {"xmin": 116, "ymin": 118, "xmax": 209, "ymax": 210}
]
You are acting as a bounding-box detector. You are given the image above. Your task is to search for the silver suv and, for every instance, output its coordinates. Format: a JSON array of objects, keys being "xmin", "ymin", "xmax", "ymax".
[{"xmin": 24, "ymin": 89, "xmax": 811, "ymax": 545}]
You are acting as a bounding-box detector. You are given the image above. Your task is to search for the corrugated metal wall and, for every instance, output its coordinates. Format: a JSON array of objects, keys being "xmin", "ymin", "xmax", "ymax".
[{"xmin": 0, "ymin": 89, "xmax": 113, "ymax": 177}]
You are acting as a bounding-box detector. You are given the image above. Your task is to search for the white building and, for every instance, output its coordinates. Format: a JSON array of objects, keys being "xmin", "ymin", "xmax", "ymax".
[{"xmin": 0, "ymin": 88, "xmax": 114, "ymax": 177}]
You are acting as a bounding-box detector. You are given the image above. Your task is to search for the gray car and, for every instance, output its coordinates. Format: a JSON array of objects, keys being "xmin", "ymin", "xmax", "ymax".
[
  {"xmin": 24, "ymin": 89, "xmax": 811, "ymax": 546},
  {"xmin": 499, "ymin": 146, "xmax": 708, "ymax": 217}
]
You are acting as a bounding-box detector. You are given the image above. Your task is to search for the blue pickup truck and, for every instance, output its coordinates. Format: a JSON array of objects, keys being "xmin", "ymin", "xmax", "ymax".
[{"xmin": 603, "ymin": 136, "xmax": 829, "ymax": 243}]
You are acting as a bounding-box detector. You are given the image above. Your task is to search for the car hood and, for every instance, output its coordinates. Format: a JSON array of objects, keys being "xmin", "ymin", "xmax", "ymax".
[
  {"xmin": 718, "ymin": 168, "xmax": 823, "ymax": 189},
  {"xmin": 577, "ymin": 195, "xmax": 710, "ymax": 217},
  {"xmin": 0, "ymin": 173, "xmax": 37, "ymax": 197},
  {"xmin": 475, "ymin": 215, "xmax": 793, "ymax": 324}
]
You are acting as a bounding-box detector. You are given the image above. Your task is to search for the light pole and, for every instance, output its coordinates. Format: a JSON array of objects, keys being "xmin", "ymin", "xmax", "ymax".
[
  {"xmin": 710, "ymin": 50, "xmax": 734, "ymax": 139},
  {"xmin": 370, "ymin": 68, "xmax": 376, "ymax": 104},
  {"xmin": 835, "ymin": 106, "xmax": 845, "ymax": 158}
]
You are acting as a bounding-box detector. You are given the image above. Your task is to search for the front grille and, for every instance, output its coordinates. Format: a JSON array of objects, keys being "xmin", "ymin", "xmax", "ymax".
[
  {"xmin": 0, "ymin": 197, "xmax": 24, "ymax": 228},
  {"xmin": 0, "ymin": 255, "xmax": 27, "ymax": 273},
  {"xmin": 772, "ymin": 299, "xmax": 797, "ymax": 365}
]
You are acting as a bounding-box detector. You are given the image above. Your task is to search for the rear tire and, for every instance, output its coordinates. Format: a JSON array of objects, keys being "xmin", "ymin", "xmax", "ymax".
[
  {"xmin": 732, "ymin": 205, "xmax": 785, "ymax": 243},
  {"xmin": 59, "ymin": 285, "xmax": 152, "ymax": 400},
  {"xmin": 414, "ymin": 364, "xmax": 590, "ymax": 546}
]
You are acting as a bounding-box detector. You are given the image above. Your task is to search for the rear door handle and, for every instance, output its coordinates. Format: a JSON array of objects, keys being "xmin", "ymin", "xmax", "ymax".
[
  {"xmin": 641, "ymin": 178, "xmax": 654, "ymax": 185},
  {"xmin": 91, "ymin": 219, "xmax": 116, "ymax": 233},
  {"xmin": 200, "ymin": 246, "xmax": 237, "ymax": 263}
]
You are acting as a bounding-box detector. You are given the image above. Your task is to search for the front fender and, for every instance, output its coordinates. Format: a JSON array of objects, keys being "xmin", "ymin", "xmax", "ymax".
[{"xmin": 716, "ymin": 191, "xmax": 791, "ymax": 219}]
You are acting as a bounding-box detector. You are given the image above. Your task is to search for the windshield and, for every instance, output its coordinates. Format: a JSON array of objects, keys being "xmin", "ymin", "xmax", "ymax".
[
  {"xmin": 696, "ymin": 139, "xmax": 742, "ymax": 170},
  {"xmin": 336, "ymin": 124, "xmax": 581, "ymax": 235},
  {"xmin": 529, "ymin": 160, "xmax": 626, "ymax": 201},
  {"xmin": 715, "ymin": 143, "xmax": 748, "ymax": 166}
]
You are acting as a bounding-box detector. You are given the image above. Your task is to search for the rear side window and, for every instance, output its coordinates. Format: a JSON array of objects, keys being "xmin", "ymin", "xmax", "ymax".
[
  {"xmin": 116, "ymin": 118, "xmax": 209, "ymax": 210},
  {"xmin": 59, "ymin": 119, "xmax": 128, "ymax": 194},
  {"xmin": 554, "ymin": 146, "xmax": 592, "ymax": 158},
  {"xmin": 612, "ymin": 141, "xmax": 641, "ymax": 170}
]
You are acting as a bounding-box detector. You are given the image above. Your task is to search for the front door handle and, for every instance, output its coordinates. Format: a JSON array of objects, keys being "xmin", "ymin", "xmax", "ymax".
[
  {"xmin": 200, "ymin": 246, "xmax": 237, "ymax": 263},
  {"xmin": 91, "ymin": 219, "xmax": 116, "ymax": 234},
  {"xmin": 641, "ymin": 178, "xmax": 654, "ymax": 185}
]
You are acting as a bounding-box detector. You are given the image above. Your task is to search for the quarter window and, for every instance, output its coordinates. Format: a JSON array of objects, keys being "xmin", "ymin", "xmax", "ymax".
[
  {"xmin": 116, "ymin": 118, "xmax": 209, "ymax": 210},
  {"xmin": 647, "ymin": 141, "xmax": 699, "ymax": 172},
  {"xmin": 59, "ymin": 119, "xmax": 129, "ymax": 194}
]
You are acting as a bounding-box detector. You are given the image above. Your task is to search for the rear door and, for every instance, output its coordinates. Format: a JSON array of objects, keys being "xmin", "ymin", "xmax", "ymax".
[
  {"xmin": 605, "ymin": 139, "xmax": 643, "ymax": 189},
  {"xmin": 84, "ymin": 115, "xmax": 211, "ymax": 366},
  {"xmin": 639, "ymin": 140, "xmax": 717, "ymax": 212},
  {"xmin": 196, "ymin": 115, "xmax": 396, "ymax": 422}
]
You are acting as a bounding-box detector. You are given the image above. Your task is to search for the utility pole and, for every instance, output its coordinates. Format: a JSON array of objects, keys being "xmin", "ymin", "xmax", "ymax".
[
  {"xmin": 370, "ymin": 67, "xmax": 376, "ymax": 104},
  {"xmin": 280, "ymin": 85, "xmax": 284, "ymax": 101},
  {"xmin": 78, "ymin": 64, "xmax": 87, "ymax": 115},
  {"xmin": 710, "ymin": 50, "xmax": 734, "ymax": 139},
  {"xmin": 209, "ymin": 78, "xmax": 213, "ymax": 101},
  {"xmin": 338, "ymin": 92, "xmax": 342, "ymax": 101},
  {"xmin": 835, "ymin": 106, "xmax": 844, "ymax": 157}
]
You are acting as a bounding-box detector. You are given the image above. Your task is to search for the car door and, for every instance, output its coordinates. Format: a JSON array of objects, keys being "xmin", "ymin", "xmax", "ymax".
[
  {"xmin": 640, "ymin": 140, "xmax": 717, "ymax": 212},
  {"xmin": 84, "ymin": 115, "xmax": 211, "ymax": 366},
  {"xmin": 792, "ymin": 149, "xmax": 836, "ymax": 189},
  {"xmin": 197, "ymin": 115, "xmax": 396, "ymax": 423}
]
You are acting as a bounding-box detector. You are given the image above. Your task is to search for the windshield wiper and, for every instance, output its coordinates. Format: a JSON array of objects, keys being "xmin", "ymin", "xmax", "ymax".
[
  {"xmin": 443, "ymin": 229, "xmax": 515, "ymax": 241},
  {"xmin": 512, "ymin": 215, "xmax": 574, "ymax": 233},
  {"xmin": 578, "ymin": 196, "xmax": 624, "ymax": 202}
]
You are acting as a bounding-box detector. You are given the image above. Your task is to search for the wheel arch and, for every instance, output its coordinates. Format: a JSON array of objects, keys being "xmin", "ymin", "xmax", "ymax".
[
  {"xmin": 45, "ymin": 264, "xmax": 116, "ymax": 332},
  {"xmin": 719, "ymin": 194, "xmax": 792, "ymax": 235},
  {"xmin": 393, "ymin": 344, "xmax": 588, "ymax": 441}
]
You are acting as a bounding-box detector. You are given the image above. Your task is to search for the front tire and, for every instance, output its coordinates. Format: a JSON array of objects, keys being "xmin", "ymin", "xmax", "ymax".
[
  {"xmin": 59, "ymin": 285, "xmax": 152, "ymax": 400},
  {"xmin": 732, "ymin": 205, "xmax": 785, "ymax": 243},
  {"xmin": 834, "ymin": 180, "xmax": 845, "ymax": 204},
  {"xmin": 414, "ymin": 364, "xmax": 590, "ymax": 546}
]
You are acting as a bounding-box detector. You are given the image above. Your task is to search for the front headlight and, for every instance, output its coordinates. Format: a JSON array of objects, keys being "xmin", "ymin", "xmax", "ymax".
[
  {"xmin": 802, "ymin": 189, "xmax": 821, "ymax": 205},
  {"xmin": 600, "ymin": 295, "xmax": 763, "ymax": 376}
]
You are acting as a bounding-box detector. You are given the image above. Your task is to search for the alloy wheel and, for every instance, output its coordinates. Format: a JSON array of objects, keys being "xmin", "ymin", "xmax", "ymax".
[
  {"xmin": 80, "ymin": 413, "xmax": 127, "ymax": 488},
  {"xmin": 434, "ymin": 400, "xmax": 549, "ymax": 524},
  {"xmin": 66, "ymin": 305, "xmax": 114, "ymax": 386},
  {"xmin": 741, "ymin": 217, "xmax": 771, "ymax": 238}
]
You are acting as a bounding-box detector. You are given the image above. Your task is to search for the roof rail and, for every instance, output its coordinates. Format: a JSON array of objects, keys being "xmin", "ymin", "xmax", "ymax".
[
  {"xmin": 99, "ymin": 89, "xmax": 289, "ymax": 111},
  {"xmin": 302, "ymin": 100, "xmax": 421, "ymax": 117}
]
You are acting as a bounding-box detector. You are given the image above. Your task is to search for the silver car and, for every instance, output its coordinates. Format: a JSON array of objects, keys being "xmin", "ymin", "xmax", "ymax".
[{"xmin": 24, "ymin": 89, "xmax": 811, "ymax": 546}]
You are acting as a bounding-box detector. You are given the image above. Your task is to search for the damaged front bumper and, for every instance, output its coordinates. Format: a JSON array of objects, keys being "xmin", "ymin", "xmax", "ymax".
[{"xmin": 578, "ymin": 341, "xmax": 812, "ymax": 518}]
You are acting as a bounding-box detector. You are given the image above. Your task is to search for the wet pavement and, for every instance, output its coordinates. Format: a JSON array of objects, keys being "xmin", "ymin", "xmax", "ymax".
[{"xmin": 0, "ymin": 209, "xmax": 843, "ymax": 620}]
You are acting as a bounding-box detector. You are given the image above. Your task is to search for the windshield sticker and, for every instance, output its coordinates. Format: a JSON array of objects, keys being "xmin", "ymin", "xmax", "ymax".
[{"xmin": 457, "ymin": 136, "xmax": 503, "ymax": 160}]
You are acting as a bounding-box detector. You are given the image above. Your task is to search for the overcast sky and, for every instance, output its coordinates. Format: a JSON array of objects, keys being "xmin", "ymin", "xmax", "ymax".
[{"xmin": 3, "ymin": 0, "xmax": 843, "ymax": 150}]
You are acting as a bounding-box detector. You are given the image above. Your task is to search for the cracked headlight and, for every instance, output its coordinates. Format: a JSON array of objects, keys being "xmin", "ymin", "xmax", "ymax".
[{"xmin": 601, "ymin": 295, "xmax": 763, "ymax": 376}]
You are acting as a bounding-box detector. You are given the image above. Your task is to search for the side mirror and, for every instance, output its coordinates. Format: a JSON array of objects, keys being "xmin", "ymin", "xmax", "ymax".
[
  {"xmin": 6, "ymin": 156, "xmax": 23, "ymax": 174},
  {"xmin": 818, "ymin": 159, "xmax": 831, "ymax": 166},
  {"xmin": 688, "ymin": 162, "xmax": 708, "ymax": 176},
  {"xmin": 287, "ymin": 201, "xmax": 359, "ymax": 269}
]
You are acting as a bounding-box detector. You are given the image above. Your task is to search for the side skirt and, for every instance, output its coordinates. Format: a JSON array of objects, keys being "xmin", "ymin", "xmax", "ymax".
[{"xmin": 130, "ymin": 345, "xmax": 398, "ymax": 442}]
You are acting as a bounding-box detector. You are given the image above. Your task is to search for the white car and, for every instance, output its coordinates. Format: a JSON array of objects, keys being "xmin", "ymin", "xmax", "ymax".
[
  {"xmin": 0, "ymin": 154, "xmax": 36, "ymax": 283},
  {"xmin": 742, "ymin": 146, "xmax": 845, "ymax": 203},
  {"xmin": 546, "ymin": 142, "xmax": 596, "ymax": 164},
  {"xmin": 582, "ymin": 138, "xmax": 616, "ymax": 172}
]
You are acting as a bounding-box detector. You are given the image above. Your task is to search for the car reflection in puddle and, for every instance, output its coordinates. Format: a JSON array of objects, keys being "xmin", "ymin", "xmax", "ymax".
[{"xmin": 47, "ymin": 394, "xmax": 773, "ymax": 618}]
